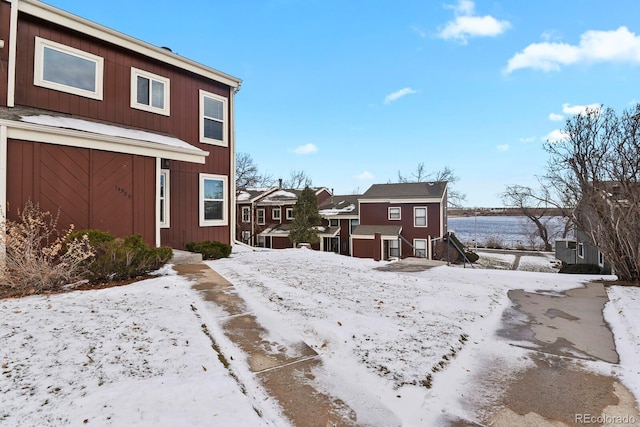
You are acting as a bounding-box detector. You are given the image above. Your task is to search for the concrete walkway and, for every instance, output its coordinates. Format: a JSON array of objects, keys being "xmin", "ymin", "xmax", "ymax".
[
  {"xmin": 173, "ymin": 262, "xmax": 361, "ymax": 427},
  {"xmin": 479, "ymin": 282, "xmax": 640, "ymax": 426}
]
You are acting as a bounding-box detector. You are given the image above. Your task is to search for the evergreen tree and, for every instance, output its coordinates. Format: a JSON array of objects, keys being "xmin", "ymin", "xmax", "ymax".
[{"xmin": 289, "ymin": 187, "xmax": 322, "ymax": 246}]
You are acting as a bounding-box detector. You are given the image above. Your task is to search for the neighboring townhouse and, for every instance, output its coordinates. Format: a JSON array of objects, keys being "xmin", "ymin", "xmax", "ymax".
[
  {"xmin": 236, "ymin": 187, "xmax": 276, "ymax": 246},
  {"xmin": 352, "ymin": 182, "xmax": 448, "ymax": 261},
  {"xmin": 239, "ymin": 187, "xmax": 331, "ymax": 249},
  {"xmin": 555, "ymin": 229, "xmax": 611, "ymax": 274},
  {"xmin": 0, "ymin": 0, "xmax": 240, "ymax": 249},
  {"xmin": 317, "ymin": 194, "xmax": 360, "ymax": 256}
]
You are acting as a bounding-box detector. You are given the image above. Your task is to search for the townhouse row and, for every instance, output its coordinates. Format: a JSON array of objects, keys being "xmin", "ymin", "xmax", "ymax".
[{"xmin": 236, "ymin": 181, "xmax": 448, "ymax": 261}]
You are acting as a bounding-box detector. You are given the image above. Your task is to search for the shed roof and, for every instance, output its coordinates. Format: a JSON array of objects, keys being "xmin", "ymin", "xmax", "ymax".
[{"xmin": 351, "ymin": 225, "xmax": 402, "ymax": 237}]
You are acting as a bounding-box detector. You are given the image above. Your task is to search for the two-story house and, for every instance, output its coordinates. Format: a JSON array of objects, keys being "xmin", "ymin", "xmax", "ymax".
[
  {"xmin": 1, "ymin": 0, "xmax": 240, "ymax": 249},
  {"xmin": 235, "ymin": 187, "xmax": 331, "ymax": 249},
  {"xmin": 317, "ymin": 194, "xmax": 360, "ymax": 256},
  {"xmin": 351, "ymin": 182, "xmax": 448, "ymax": 261}
]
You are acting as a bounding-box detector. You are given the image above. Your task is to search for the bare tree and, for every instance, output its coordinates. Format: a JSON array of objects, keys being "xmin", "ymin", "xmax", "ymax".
[
  {"xmin": 397, "ymin": 163, "xmax": 467, "ymax": 207},
  {"xmin": 282, "ymin": 169, "xmax": 313, "ymax": 189},
  {"xmin": 235, "ymin": 152, "xmax": 272, "ymax": 194},
  {"xmin": 545, "ymin": 104, "xmax": 640, "ymax": 282}
]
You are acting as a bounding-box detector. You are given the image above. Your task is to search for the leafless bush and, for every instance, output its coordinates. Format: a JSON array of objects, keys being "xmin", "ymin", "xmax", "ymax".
[
  {"xmin": 0, "ymin": 201, "xmax": 94, "ymax": 297},
  {"xmin": 484, "ymin": 236, "xmax": 504, "ymax": 249}
]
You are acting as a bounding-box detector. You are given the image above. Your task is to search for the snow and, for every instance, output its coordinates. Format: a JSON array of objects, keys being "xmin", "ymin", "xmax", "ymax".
[
  {"xmin": 20, "ymin": 115, "xmax": 202, "ymax": 152},
  {"xmin": 2, "ymin": 247, "xmax": 637, "ymax": 426},
  {"xmin": 318, "ymin": 203, "xmax": 356, "ymax": 215},
  {"xmin": 262, "ymin": 190, "xmax": 297, "ymax": 201}
]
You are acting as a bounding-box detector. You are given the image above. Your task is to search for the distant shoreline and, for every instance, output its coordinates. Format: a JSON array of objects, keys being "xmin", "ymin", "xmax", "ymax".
[{"xmin": 449, "ymin": 207, "xmax": 566, "ymax": 217}]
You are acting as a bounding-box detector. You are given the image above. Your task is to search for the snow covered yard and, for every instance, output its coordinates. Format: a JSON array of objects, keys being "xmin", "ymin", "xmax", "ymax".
[
  {"xmin": 1, "ymin": 246, "xmax": 638, "ymax": 426},
  {"xmin": 0, "ymin": 268, "xmax": 273, "ymax": 427}
]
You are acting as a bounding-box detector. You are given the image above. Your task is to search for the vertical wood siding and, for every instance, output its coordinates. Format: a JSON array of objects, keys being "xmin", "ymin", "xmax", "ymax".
[
  {"xmin": 11, "ymin": 12, "xmax": 236, "ymax": 248},
  {"xmin": 7, "ymin": 140, "xmax": 155, "ymax": 245}
]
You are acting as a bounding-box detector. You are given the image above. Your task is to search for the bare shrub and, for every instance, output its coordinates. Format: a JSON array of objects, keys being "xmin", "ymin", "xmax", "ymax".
[
  {"xmin": 484, "ymin": 236, "xmax": 504, "ymax": 249},
  {"xmin": 0, "ymin": 201, "xmax": 94, "ymax": 297}
]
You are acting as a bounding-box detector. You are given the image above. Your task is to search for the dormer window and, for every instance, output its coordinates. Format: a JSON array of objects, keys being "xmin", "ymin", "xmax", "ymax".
[{"xmin": 131, "ymin": 68, "xmax": 170, "ymax": 116}]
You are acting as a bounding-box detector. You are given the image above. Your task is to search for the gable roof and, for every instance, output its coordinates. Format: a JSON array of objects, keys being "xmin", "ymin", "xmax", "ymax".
[
  {"xmin": 256, "ymin": 187, "xmax": 329, "ymax": 205},
  {"xmin": 361, "ymin": 182, "xmax": 447, "ymax": 200},
  {"xmin": 237, "ymin": 188, "xmax": 276, "ymax": 203}
]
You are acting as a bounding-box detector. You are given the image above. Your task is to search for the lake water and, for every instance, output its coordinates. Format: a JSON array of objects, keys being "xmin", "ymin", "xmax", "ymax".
[{"xmin": 448, "ymin": 215, "xmax": 566, "ymax": 249}]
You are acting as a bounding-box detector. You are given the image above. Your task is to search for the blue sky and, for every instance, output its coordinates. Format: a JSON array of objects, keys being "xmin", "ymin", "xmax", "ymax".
[{"xmin": 46, "ymin": 0, "xmax": 640, "ymax": 206}]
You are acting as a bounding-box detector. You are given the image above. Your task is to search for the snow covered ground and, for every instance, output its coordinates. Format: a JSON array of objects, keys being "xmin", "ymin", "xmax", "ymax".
[{"xmin": 1, "ymin": 247, "xmax": 638, "ymax": 426}]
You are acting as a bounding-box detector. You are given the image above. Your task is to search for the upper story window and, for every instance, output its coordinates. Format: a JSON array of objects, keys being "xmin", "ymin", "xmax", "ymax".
[
  {"xmin": 350, "ymin": 219, "xmax": 359, "ymax": 234},
  {"xmin": 199, "ymin": 90, "xmax": 227, "ymax": 146},
  {"xmin": 131, "ymin": 67, "xmax": 170, "ymax": 116},
  {"xmin": 34, "ymin": 37, "xmax": 104, "ymax": 100},
  {"xmin": 199, "ymin": 173, "xmax": 227, "ymax": 227},
  {"xmin": 241, "ymin": 206, "xmax": 250, "ymax": 223},
  {"xmin": 388, "ymin": 207, "xmax": 401, "ymax": 220},
  {"xmin": 286, "ymin": 208, "xmax": 294, "ymax": 220},
  {"xmin": 329, "ymin": 219, "xmax": 339, "ymax": 227},
  {"xmin": 257, "ymin": 209, "xmax": 265, "ymax": 225},
  {"xmin": 273, "ymin": 207, "xmax": 281, "ymax": 220},
  {"xmin": 414, "ymin": 207, "xmax": 427, "ymax": 227}
]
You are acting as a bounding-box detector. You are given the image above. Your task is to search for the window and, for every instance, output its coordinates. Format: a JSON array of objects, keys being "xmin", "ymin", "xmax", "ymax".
[
  {"xmin": 257, "ymin": 209, "xmax": 265, "ymax": 225},
  {"xmin": 286, "ymin": 208, "xmax": 294, "ymax": 220},
  {"xmin": 199, "ymin": 174, "xmax": 227, "ymax": 226},
  {"xmin": 34, "ymin": 37, "xmax": 104, "ymax": 100},
  {"xmin": 598, "ymin": 251, "xmax": 604, "ymax": 266},
  {"xmin": 350, "ymin": 219, "xmax": 359, "ymax": 234},
  {"xmin": 414, "ymin": 239, "xmax": 427, "ymax": 258},
  {"xmin": 199, "ymin": 90, "xmax": 227, "ymax": 146},
  {"xmin": 257, "ymin": 235, "xmax": 265, "ymax": 247},
  {"xmin": 414, "ymin": 207, "xmax": 427, "ymax": 227},
  {"xmin": 131, "ymin": 67, "xmax": 170, "ymax": 115},
  {"xmin": 388, "ymin": 239, "xmax": 400, "ymax": 258},
  {"xmin": 241, "ymin": 206, "xmax": 250, "ymax": 223},
  {"xmin": 273, "ymin": 208, "xmax": 281, "ymax": 220},
  {"xmin": 241, "ymin": 231, "xmax": 251, "ymax": 244},
  {"xmin": 159, "ymin": 169, "xmax": 170, "ymax": 228},
  {"xmin": 388, "ymin": 207, "xmax": 401, "ymax": 220},
  {"xmin": 330, "ymin": 219, "xmax": 339, "ymax": 227},
  {"xmin": 578, "ymin": 242, "xmax": 584, "ymax": 259}
]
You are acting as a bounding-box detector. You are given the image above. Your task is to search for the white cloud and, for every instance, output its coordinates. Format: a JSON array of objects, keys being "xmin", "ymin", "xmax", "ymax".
[
  {"xmin": 545, "ymin": 129, "xmax": 569, "ymax": 143},
  {"xmin": 438, "ymin": 0, "xmax": 511, "ymax": 44},
  {"xmin": 293, "ymin": 143, "xmax": 318, "ymax": 155},
  {"xmin": 519, "ymin": 136, "xmax": 536, "ymax": 143},
  {"xmin": 355, "ymin": 171, "xmax": 375, "ymax": 180},
  {"xmin": 562, "ymin": 103, "xmax": 601, "ymax": 115},
  {"xmin": 505, "ymin": 26, "xmax": 640, "ymax": 73},
  {"xmin": 548, "ymin": 113, "xmax": 564, "ymax": 121},
  {"xmin": 384, "ymin": 88, "xmax": 417, "ymax": 104},
  {"xmin": 496, "ymin": 144, "xmax": 509, "ymax": 151}
]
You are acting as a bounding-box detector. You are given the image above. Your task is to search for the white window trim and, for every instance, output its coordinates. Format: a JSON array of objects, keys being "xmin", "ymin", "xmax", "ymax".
[
  {"xmin": 241, "ymin": 231, "xmax": 251, "ymax": 243},
  {"xmin": 159, "ymin": 169, "xmax": 170, "ymax": 228},
  {"xmin": 130, "ymin": 67, "xmax": 170, "ymax": 116},
  {"xmin": 241, "ymin": 206, "xmax": 250, "ymax": 223},
  {"xmin": 350, "ymin": 219, "xmax": 359, "ymax": 234},
  {"xmin": 34, "ymin": 37, "xmax": 104, "ymax": 100},
  {"xmin": 598, "ymin": 251, "xmax": 604, "ymax": 267},
  {"xmin": 257, "ymin": 208, "xmax": 265, "ymax": 225},
  {"xmin": 578, "ymin": 242, "xmax": 584, "ymax": 259},
  {"xmin": 414, "ymin": 206, "xmax": 427, "ymax": 227},
  {"xmin": 272, "ymin": 207, "xmax": 281, "ymax": 220},
  {"xmin": 199, "ymin": 89, "xmax": 228, "ymax": 146},
  {"xmin": 286, "ymin": 208, "xmax": 294, "ymax": 220},
  {"xmin": 388, "ymin": 207, "xmax": 401, "ymax": 221},
  {"xmin": 199, "ymin": 173, "xmax": 228, "ymax": 227},
  {"xmin": 329, "ymin": 219, "xmax": 339, "ymax": 227},
  {"xmin": 414, "ymin": 239, "xmax": 427, "ymax": 258}
]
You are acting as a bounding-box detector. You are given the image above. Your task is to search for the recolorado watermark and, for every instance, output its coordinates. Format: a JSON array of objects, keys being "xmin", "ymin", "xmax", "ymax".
[{"xmin": 575, "ymin": 413, "xmax": 637, "ymax": 424}]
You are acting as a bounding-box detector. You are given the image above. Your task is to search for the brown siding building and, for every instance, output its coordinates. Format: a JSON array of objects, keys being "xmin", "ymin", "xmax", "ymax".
[{"xmin": 1, "ymin": 0, "xmax": 241, "ymax": 249}]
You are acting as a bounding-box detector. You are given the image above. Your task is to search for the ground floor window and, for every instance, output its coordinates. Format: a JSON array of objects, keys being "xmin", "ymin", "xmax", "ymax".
[
  {"xmin": 414, "ymin": 239, "xmax": 427, "ymax": 258},
  {"xmin": 388, "ymin": 239, "xmax": 399, "ymax": 258},
  {"xmin": 199, "ymin": 173, "xmax": 227, "ymax": 226},
  {"xmin": 578, "ymin": 242, "xmax": 584, "ymax": 259},
  {"xmin": 159, "ymin": 169, "xmax": 170, "ymax": 228},
  {"xmin": 241, "ymin": 231, "xmax": 251, "ymax": 244},
  {"xmin": 257, "ymin": 235, "xmax": 265, "ymax": 247}
]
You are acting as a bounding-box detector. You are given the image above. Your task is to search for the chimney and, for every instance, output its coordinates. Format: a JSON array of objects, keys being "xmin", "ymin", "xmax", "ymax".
[{"xmin": 278, "ymin": 178, "xmax": 283, "ymax": 189}]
